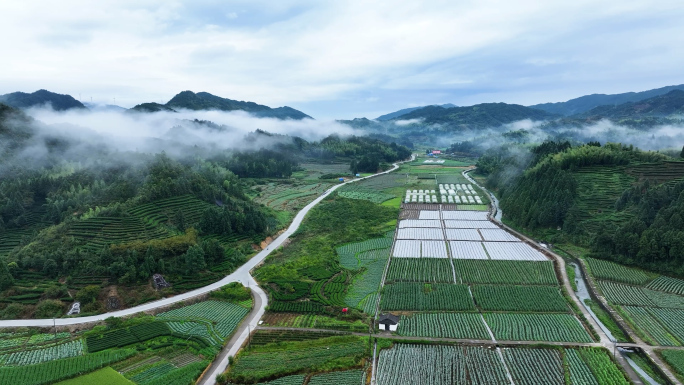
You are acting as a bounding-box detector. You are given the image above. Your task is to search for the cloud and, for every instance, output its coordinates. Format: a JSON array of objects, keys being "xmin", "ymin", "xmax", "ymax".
[{"xmin": 0, "ymin": 1, "xmax": 683, "ymax": 118}]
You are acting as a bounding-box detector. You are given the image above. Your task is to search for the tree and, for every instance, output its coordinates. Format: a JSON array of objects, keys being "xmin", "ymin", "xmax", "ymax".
[
  {"xmin": 175, "ymin": 209, "xmax": 186, "ymax": 232},
  {"xmin": 42, "ymin": 259, "xmax": 58, "ymax": 278},
  {"xmin": 201, "ymin": 239, "xmax": 225, "ymax": 265},
  {"xmin": 100, "ymin": 246, "xmax": 113, "ymax": 267},
  {"xmin": 681, "ymin": 145, "xmax": 684, "ymax": 159},
  {"xmin": 184, "ymin": 245, "xmax": 206, "ymax": 275},
  {"xmin": 35, "ymin": 300, "xmax": 65, "ymax": 318},
  {"xmin": 350, "ymin": 159, "xmax": 358, "ymax": 175},
  {"xmin": 76, "ymin": 285, "xmax": 100, "ymax": 304},
  {"xmin": 0, "ymin": 262, "xmax": 14, "ymax": 291}
]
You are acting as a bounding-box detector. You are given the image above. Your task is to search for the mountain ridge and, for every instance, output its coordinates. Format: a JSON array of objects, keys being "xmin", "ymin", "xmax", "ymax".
[{"xmin": 0, "ymin": 90, "xmax": 86, "ymax": 111}]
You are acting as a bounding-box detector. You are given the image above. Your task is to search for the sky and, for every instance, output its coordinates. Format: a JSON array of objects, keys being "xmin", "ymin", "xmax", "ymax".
[{"xmin": 0, "ymin": 0, "xmax": 683, "ymax": 119}]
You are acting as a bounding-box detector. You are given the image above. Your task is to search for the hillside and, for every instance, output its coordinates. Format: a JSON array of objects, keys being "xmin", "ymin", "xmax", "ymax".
[
  {"xmin": 0, "ymin": 89, "xmax": 86, "ymax": 111},
  {"xmin": 530, "ymin": 84, "xmax": 684, "ymax": 116},
  {"xmin": 393, "ymin": 103, "xmax": 557, "ymax": 127},
  {"xmin": 376, "ymin": 103, "xmax": 457, "ymax": 121},
  {"xmin": 576, "ymin": 89, "xmax": 684, "ymax": 119},
  {"xmin": 134, "ymin": 91, "xmax": 312, "ymax": 119},
  {"xmin": 478, "ymin": 142, "xmax": 684, "ymax": 276}
]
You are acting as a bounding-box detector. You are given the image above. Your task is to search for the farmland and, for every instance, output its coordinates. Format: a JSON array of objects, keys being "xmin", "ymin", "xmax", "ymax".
[
  {"xmin": 397, "ymin": 312, "xmax": 490, "ymax": 339},
  {"xmin": 454, "ymin": 260, "xmax": 558, "ymax": 285},
  {"xmin": 586, "ymin": 258, "xmax": 651, "ymax": 285},
  {"xmin": 503, "ymin": 348, "xmax": 563, "ymax": 385},
  {"xmin": 484, "ymin": 313, "xmax": 593, "ymax": 342},
  {"xmin": 472, "ymin": 285, "xmax": 568, "ymax": 312},
  {"xmin": 156, "ymin": 300, "xmax": 249, "ymax": 338},
  {"xmin": 380, "ymin": 283, "xmax": 474, "ymax": 311},
  {"xmin": 386, "ymin": 258, "xmax": 454, "ymax": 283}
]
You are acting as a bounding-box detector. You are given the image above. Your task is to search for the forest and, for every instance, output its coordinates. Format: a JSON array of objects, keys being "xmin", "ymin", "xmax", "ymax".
[{"xmin": 477, "ymin": 140, "xmax": 684, "ymax": 276}]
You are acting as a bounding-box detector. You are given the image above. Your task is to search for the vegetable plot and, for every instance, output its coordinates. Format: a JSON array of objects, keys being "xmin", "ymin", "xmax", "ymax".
[
  {"xmin": 0, "ymin": 340, "xmax": 83, "ymax": 366},
  {"xmin": 397, "ymin": 313, "xmax": 490, "ymax": 339},
  {"xmin": 586, "ymin": 258, "xmax": 650, "ymax": 285},
  {"xmin": 454, "ymin": 260, "xmax": 558, "ymax": 285},
  {"xmin": 472, "ymin": 285, "xmax": 568, "ymax": 312},
  {"xmin": 308, "ymin": 370, "xmax": 365, "ymax": 385},
  {"xmin": 484, "ymin": 313, "xmax": 593, "ymax": 342},
  {"xmin": 380, "ymin": 283, "xmax": 474, "ymax": 311},
  {"xmin": 157, "ymin": 300, "xmax": 249, "ymax": 338},
  {"xmin": 646, "ymin": 276, "xmax": 684, "ymax": 296},
  {"xmin": 503, "ymin": 348, "xmax": 564, "ymax": 385},
  {"xmin": 386, "ymin": 258, "xmax": 454, "ymax": 283}
]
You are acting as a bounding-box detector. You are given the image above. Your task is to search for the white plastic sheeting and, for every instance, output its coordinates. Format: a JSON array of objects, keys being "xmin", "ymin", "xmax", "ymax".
[
  {"xmin": 418, "ymin": 211, "xmax": 441, "ymax": 220},
  {"xmin": 397, "ymin": 228, "xmax": 444, "ymax": 240},
  {"xmin": 399, "ymin": 220, "xmax": 441, "ymax": 228},
  {"xmin": 421, "ymin": 241, "xmax": 449, "ymax": 258},
  {"xmin": 392, "ymin": 240, "xmax": 421, "ymax": 257},
  {"xmin": 391, "ymin": 240, "xmax": 448, "ymax": 258},
  {"xmin": 449, "ymin": 241, "xmax": 489, "ymax": 259},
  {"xmin": 444, "ymin": 228, "xmax": 482, "ymax": 241},
  {"xmin": 442, "ymin": 211, "xmax": 489, "ymax": 221},
  {"xmin": 443, "ymin": 220, "xmax": 498, "ymax": 229},
  {"xmin": 482, "ymin": 242, "xmax": 548, "ymax": 261},
  {"xmin": 479, "ymin": 229, "xmax": 519, "ymax": 242}
]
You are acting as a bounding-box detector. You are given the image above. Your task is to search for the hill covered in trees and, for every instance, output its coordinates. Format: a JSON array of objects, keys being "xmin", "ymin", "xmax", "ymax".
[
  {"xmin": 477, "ymin": 141, "xmax": 684, "ymax": 276},
  {"xmin": 530, "ymin": 84, "xmax": 684, "ymax": 116},
  {"xmin": 131, "ymin": 91, "xmax": 312, "ymax": 119},
  {"xmin": 0, "ymin": 90, "xmax": 86, "ymax": 111}
]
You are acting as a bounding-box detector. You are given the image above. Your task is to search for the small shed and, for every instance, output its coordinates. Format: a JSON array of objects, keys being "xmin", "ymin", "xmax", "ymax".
[{"xmin": 378, "ymin": 313, "xmax": 400, "ymax": 331}]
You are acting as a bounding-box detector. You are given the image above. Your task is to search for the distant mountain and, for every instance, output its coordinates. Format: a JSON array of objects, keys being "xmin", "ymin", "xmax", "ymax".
[
  {"xmin": 530, "ymin": 84, "xmax": 684, "ymax": 116},
  {"xmin": 376, "ymin": 103, "xmax": 457, "ymax": 121},
  {"xmin": 129, "ymin": 102, "xmax": 177, "ymax": 113},
  {"xmin": 393, "ymin": 103, "xmax": 557, "ymax": 128},
  {"xmin": 83, "ymin": 102, "xmax": 127, "ymax": 112},
  {"xmin": 0, "ymin": 90, "xmax": 86, "ymax": 111},
  {"xmin": 576, "ymin": 90, "xmax": 684, "ymax": 119},
  {"xmin": 134, "ymin": 91, "xmax": 312, "ymax": 120}
]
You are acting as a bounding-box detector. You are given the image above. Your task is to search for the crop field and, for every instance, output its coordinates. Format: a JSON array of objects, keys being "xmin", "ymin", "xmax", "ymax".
[
  {"xmin": 296, "ymin": 163, "xmax": 350, "ymax": 180},
  {"xmin": 397, "ymin": 313, "xmax": 490, "ymax": 339},
  {"xmin": 396, "ymin": 228, "xmax": 444, "ymax": 240},
  {"xmin": 357, "ymin": 173, "xmax": 406, "ymax": 189},
  {"xmin": 398, "ymin": 219, "xmax": 441, "ymax": 228},
  {"xmin": 253, "ymin": 183, "xmax": 330, "ymax": 212},
  {"xmin": 647, "ymin": 276, "xmax": 684, "ymax": 296},
  {"xmin": 86, "ymin": 322, "xmax": 171, "ymax": 353},
  {"xmin": 249, "ymin": 330, "xmax": 343, "ymax": 346},
  {"xmin": 380, "ymin": 283, "xmax": 474, "ymax": 311},
  {"xmin": 449, "ymin": 241, "xmax": 488, "ymax": 260},
  {"xmin": 661, "ymin": 350, "xmax": 684, "ymax": 378},
  {"xmin": 479, "ymin": 229, "xmax": 519, "ymax": 242},
  {"xmin": 0, "ymin": 206, "xmax": 51, "ymax": 257},
  {"xmin": 443, "ymin": 220, "xmax": 498, "ymax": 229},
  {"xmin": 482, "ymin": 242, "xmax": 548, "ymax": 261},
  {"xmin": 338, "ymin": 184, "xmax": 395, "ymax": 203},
  {"xmin": 0, "ymin": 340, "xmax": 84, "ymax": 366},
  {"xmin": 128, "ymin": 194, "xmax": 211, "ymax": 227},
  {"xmin": 621, "ymin": 306, "xmax": 680, "ymax": 346},
  {"xmin": 337, "ymin": 237, "xmax": 392, "ymax": 270},
  {"xmin": 376, "ymin": 344, "xmax": 509, "ymax": 385},
  {"xmin": 68, "ymin": 216, "xmax": 169, "ymax": 252},
  {"xmin": 228, "ymin": 336, "xmax": 367, "ymax": 382},
  {"xmin": 444, "ymin": 229, "xmax": 482, "ymax": 241},
  {"xmin": 55, "ymin": 367, "xmax": 134, "ymax": 385},
  {"xmin": 253, "ymin": 374, "xmax": 306, "ymax": 385},
  {"xmin": 573, "ymin": 167, "xmax": 636, "ymax": 234},
  {"xmin": 598, "ymin": 281, "xmax": 684, "ymax": 309},
  {"xmin": 586, "ymin": 258, "xmax": 651, "ymax": 285},
  {"xmin": 0, "ymin": 348, "xmax": 136, "ymax": 385},
  {"xmin": 625, "ymin": 161, "xmax": 684, "ymax": 183},
  {"xmin": 441, "ymin": 210, "xmax": 489, "ymax": 220},
  {"xmin": 484, "ymin": 313, "xmax": 593, "ymax": 342},
  {"xmin": 454, "ymin": 260, "xmax": 558, "ymax": 285},
  {"xmin": 565, "ymin": 349, "xmax": 600, "ymax": 385},
  {"xmin": 503, "ymin": 348, "xmax": 563, "ymax": 385},
  {"xmin": 166, "ymin": 321, "xmax": 222, "ymax": 346},
  {"xmin": 386, "ymin": 258, "xmax": 454, "ymax": 283},
  {"xmin": 345, "ymin": 259, "xmax": 387, "ymax": 309},
  {"xmin": 472, "ymin": 285, "xmax": 568, "ymax": 312},
  {"xmin": 647, "ymin": 307, "xmax": 684, "ymax": 343},
  {"xmin": 308, "ymin": 370, "xmax": 365, "ymax": 385},
  {"xmin": 575, "ymin": 348, "xmax": 631, "ymax": 384},
  {"xmin": 156, "ymin": 300, "xmax": 249, "ymax": 338}
]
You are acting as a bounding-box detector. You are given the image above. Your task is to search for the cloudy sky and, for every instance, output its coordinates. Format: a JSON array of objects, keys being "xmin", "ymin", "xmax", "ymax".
[{"xmin": 1, "ymin": 0, "xmax": 683, "ymax": 119}]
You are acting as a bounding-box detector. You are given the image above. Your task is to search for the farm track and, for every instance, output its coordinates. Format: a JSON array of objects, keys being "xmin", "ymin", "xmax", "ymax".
[{"xmin": 468, "ymin": 168, "xmax": 682, "ymax": 385}]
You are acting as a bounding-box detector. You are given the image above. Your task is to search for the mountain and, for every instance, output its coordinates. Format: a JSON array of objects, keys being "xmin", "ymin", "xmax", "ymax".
[
  {"xmin": 376, "ymin": 103, "xmax": 457, "ymax": 121},
  {"xmin": 130, "ymin": 102, "xmax": 178, "ymax": 113},
  {"xmin": 0, "ymin": 90, "xmax": 86, "ymax": 111},
  {"xmin": 530, "ymin": 84, "xmax": 684, "ymax": 116},
  {"xmin": 134, "ymin": 91, "xmax": 312, "ymax": 119},
  {"xmin": 393, "ymin": 103, "xmax": 557, "ymax": 127},
  {"xmin": 83, "ymin": 102, "xmax": 127, "ymax": 112},
  {"xmin": 576, "ymin": 90, "xmax": 684, "ymax": 119}
]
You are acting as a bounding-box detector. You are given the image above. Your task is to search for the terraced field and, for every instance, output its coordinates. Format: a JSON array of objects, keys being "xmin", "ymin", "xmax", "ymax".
[{"xmin": 253, "ymin": 183, "xmax": 330, "ymax": 212}]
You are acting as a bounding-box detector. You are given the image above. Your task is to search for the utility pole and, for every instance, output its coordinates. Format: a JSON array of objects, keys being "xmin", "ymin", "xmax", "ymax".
[{"xmin": 53, "ymin": 317, "xmax": 56, "ymax": 338}]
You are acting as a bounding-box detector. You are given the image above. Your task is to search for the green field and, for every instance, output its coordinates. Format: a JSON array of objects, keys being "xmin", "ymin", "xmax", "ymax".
[
  {"xmin": 55, "ymin": 367, "xmax": 134, "ymax": 385},
  {"xmin": 380, "ymin": 283, "xmax": 474, "ymax": 311},
  {"xmin": 386, "ymin": 258, "xmax": 455, "ymax": 283},
  {"xmin": 454, "ymin": 260, "xmax": 558, "ymax": 285},
  {"xmin": 484, "ymin": 313, "xmax": 593, "ymax": 342},
  {"xmin": 472, "ymin": 285, "xmax": 568, "ymax": 312},
  {"xmin": 397, "ymin": 312, "xmax": 490, "ymax": 339}
]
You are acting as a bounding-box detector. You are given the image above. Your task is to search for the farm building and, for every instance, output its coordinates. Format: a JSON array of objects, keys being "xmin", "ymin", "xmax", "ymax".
[
  {"xmin": 432, "ymin": 150, "xmax": 441, "ymax": 155},
  {"xmin": 378, "ymin": 313, "xmax": 400, "ymax": 331}
]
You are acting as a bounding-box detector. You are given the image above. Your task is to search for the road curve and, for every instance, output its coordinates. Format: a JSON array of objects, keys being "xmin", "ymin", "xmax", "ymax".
[{"xmin": 0, "ymin": 155, "xmax": 414, "ymax": 329}]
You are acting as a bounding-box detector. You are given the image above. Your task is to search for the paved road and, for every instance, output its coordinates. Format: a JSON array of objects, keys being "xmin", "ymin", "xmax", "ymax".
[{"xmin": 0, "ymin": 155, "xmax": 414, "ymax": 330}]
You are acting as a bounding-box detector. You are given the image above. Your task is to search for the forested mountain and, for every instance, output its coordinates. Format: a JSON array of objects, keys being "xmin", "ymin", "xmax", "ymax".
[
  {"xmin": 376, "ymin": 103, "xmax": 457, "ymax": 121},
  {"xmin": 393, "ymin": 103, "xmax": 557, "ymax": 127},
  {"xmin": 575, "ymin": 90, "xmax": 684, "ymax": 119},
  {"xmin": 0, "ymin": 90, "xmax": 86, "ymax": 111},
  {"xmin": 477, "ymin": 141, "xmax": 684, "ymax": 276},
  {"xmin": 131, "ymin": 91, "xmax": 312, "ymax": 120},
  {"xmin": 530, "ymin": 84, "xmax": 684, "ymax": 116}
]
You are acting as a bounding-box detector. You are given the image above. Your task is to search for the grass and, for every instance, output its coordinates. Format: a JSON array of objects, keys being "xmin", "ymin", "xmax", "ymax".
[
  {"xmin": 583, "ymin": 299, "xmax": 629, "ymax": 342},
  {"xmin": 55, "ymin": 367, "xmax": 134, "ymax": 385}
]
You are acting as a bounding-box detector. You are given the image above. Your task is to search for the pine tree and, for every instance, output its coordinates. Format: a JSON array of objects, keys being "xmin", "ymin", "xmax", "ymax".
[
  {"xmin": 0, "ymin": 262, "xmax": 14, "ymax": 291},
  {"xmin": 175, "ymin": 209, "xmax": 186, "ymax": 232},
  {"xmin": 185, "ymin": 245, "xmax": 206, "ymax": 275}
]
